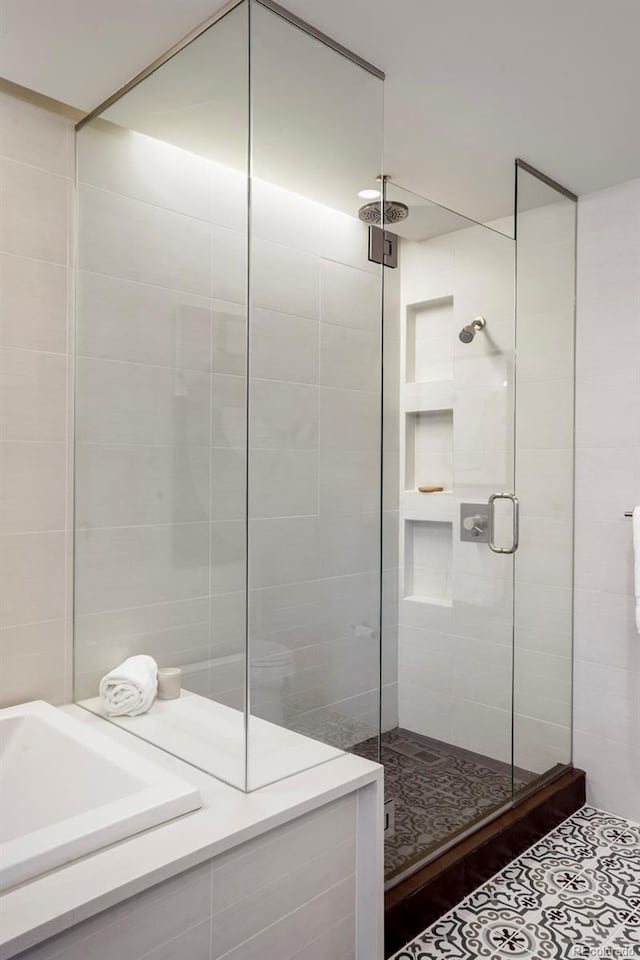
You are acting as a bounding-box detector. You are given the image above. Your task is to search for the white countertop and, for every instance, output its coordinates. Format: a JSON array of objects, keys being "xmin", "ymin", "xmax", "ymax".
[
  {"xmin": 79, "ymin": 689, "xmax": 344, "ymax": 790},
  {"xmin": 0, "ymin": 704, "xmax": 382, "ymax": 960}
]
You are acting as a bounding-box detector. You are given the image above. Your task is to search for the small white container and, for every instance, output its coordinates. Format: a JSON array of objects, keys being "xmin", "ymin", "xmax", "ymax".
[{"xmin": 157, "ymin": 667, "xmax": 181, "ymax": 700}]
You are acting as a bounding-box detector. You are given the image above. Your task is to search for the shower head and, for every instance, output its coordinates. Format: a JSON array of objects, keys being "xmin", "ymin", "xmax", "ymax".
[
  {"xmin": 459, "ymin": 316, "xmax": 486, "ymax": 344},
  {"xmin": 358, "ymin": 200, "xmax": 409, "ymax": 225}
]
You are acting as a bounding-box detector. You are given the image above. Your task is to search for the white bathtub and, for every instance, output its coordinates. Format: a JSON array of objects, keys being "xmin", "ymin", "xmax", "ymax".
[{"xmin": 0, "ymin": 701, "xmax": 201, "ymax": 891}]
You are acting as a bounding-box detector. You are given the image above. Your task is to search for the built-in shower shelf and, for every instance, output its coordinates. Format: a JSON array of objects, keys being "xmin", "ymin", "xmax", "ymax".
[
  {"xmin": 405, "ymin": 409, "xmax": 453, "ymax": 492},
  {"xmin": 402, "ymin": 380, "xmax": 453, "ymax": 414},
  {"xmin": 406, "ymin": 296, "xmax": 454, "ymax": 384},
  {"xmin": 403, "ymin": 518, "xmax": 453, "ymax": 606},
  {"xmin": 402, "ymin": 490, "xmax": 455, "ymax": 522}
]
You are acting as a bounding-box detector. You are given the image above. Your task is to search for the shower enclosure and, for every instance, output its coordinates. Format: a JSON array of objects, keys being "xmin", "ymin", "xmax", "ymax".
[
  {"xmin": 363, "ymin": 172, "xmax": 576, "ymax": 885},
  {"xmin": 73, "ymin": 0, "xmax": 577, "ymax": 889}
]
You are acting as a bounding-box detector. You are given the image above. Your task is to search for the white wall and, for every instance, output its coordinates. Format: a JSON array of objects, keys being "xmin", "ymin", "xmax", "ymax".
[
  {"xmin": 0, "ymin": 84, "xmax": 75, "ymax": 708},
  {"xmin": 73, "ymin": 121, "xmax": 247, "ymax": 710},
  {"xmin": 573, "ymin": 176, "xmax": 640, "ymax": 821},
  {"xmin": 397, "ymin": 223, "xmax": 516, "ymax": 764},
  {"xmin": 247, "ymin": 178, "xmax": 390, "ymax": 744}
]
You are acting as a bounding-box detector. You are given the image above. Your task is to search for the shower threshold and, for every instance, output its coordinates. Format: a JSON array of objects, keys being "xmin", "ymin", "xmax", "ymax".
[{"xmin": 383, "ymin": 763, "xmax": 585, "ymax": 958}]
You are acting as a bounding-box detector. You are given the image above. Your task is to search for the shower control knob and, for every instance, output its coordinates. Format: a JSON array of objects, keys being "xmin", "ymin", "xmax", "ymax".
[
  {"xmin": 460, "ymin": 503, "xmax": 491, "ymax": 543},
  {"xmin": 462, "ymin": 514, "xmax": 486, "ymax": 537}
]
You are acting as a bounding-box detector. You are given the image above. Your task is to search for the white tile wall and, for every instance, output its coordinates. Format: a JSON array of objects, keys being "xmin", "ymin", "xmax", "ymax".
[
  {"xmin": 248, "ymin": 379, "xmax": 318, "ymax": 450},
  {"xmin": 78, "ymin": 184, "xmax": 214, "ymax": 296},
  {"xmin": 397, "ymin": 224, "xmax": 516, "ymax": 762},
  {"xmin": 14, "ymin": 794, "xmax": 359, "ymax": 960},
  {"xmin": 408, "ymin": 297, "xmax": 454, "ymax": 382},
  {"xmin": 74, "ymin": 523, "xmax": 210, "ymax": 615},
  {"xmin": 76, "ymin": 271, "xmax": 216, "ymax": 370},
  {"xmin": 250, "ymin": 308, "xmax": 318, "ymax": 384},
  {"xmin": 573, "ymin": 177, "xmax": 640, "ymax": 821},
  {"xmin": 0, "ymin": 158, "xmax": 70, "ymax": 264},
  {"xmin": 0, "ymin": 86, "xmax": 74, "ymax": 708},
  {"xmin": 76, "ymin": 123, "xmax": 246, "ymax": 233},
  {"xmin": 243, "ymin": 174, "xmax": 392, "ymax": 751},
  {"xmin": 0, "ymin": 254, "xmax": 68, "ymax": 353},
  {"xmin": 73, "ymin": 115, "xmax": 242, "ymax": 717},
  {"xmin": 320, "ymin": 258, "xmax": 380, "ymax": 331}
]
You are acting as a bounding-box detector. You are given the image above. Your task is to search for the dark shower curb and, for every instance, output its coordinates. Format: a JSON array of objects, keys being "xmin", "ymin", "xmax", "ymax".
[{"xmin": 384, "ymin": 767, "xmax": 587, "ymax": 957}]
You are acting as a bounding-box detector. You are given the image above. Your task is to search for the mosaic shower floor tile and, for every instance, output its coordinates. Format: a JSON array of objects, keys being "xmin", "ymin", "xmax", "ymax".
[
  {"xmin": 392, "ymin": 806, "xmax": 640, "ymax": 960},
  {"xmin": 351, "ymin": 727, "xmax": 533, "ymax": 880}
]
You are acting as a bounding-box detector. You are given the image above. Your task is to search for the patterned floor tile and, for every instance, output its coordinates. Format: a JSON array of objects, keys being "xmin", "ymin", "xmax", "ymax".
[
  {"xmin": 520, "ymin": 900, "xmax": 630, "ymax": 958},
  {"xmin": 392, "ymin": 806, "xmax": 640, "ymax": 960},
  {"xmin": 555, "ymin": 807, "xmax": 640, "ymax": 853},
  {"xmin": 604, "ymin": 907, "xmax": 640, "ymax": 958},
  {"xmin": 520, "ymin": 825, "xmax": 602, "ymax": 864}
]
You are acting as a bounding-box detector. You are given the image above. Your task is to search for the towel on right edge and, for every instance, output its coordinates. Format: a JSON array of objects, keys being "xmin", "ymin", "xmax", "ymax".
[{"xmin": 634, "ymin": 506, "xmax": 640, "ymax": 634}]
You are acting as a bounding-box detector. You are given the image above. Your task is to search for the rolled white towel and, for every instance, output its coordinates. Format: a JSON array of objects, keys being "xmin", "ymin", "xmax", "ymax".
[{"xmin": 99, "ymin": 655, "xmax": 158, "ymax": 717}]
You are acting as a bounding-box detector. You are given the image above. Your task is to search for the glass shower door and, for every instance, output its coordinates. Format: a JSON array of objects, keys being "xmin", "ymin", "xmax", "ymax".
[
  {"xmin": 382, "ymin": 165, "xmax": 575, "ymax": 885},
  {"xmin": 450, "ymin": 218, "xmax": 516, "ymax": 789},
  {"xmin": 513, "ymin": 160, "xmax": 576, "ymax": 790},
  {"xmin": 386, "ymin": 181, "xmax": 517, "ymax": 883}
]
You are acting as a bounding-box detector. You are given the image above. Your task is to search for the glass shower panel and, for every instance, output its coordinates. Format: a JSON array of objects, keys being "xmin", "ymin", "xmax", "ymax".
[
  {"xmin": 247, "ymin": 1, "xmax": 384, "ymax": 789},
  {"xmin": 513, "ymin": 162, "xmax": 576, "ymax": 789},
  {"xmin": 74, "ymin": 3, "xmax": 250, "ymax": 789},
  {"xmin": 383, "ymin": 181, "xmax": 516, "ymax": 883}
]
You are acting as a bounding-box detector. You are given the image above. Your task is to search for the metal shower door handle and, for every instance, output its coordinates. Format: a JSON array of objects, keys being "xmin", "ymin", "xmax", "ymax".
[{"xmin": 488, "ymin": 493, "xmax": 519, "ymax": 554}]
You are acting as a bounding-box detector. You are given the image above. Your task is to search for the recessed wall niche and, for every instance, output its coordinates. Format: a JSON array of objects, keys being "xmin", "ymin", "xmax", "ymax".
[
  {"xmin": 406, "ymin": 296, "xmax": 454, "ymax": 383},
  {"xmin": 404, "ymin": 519, "xmax": 452, "ymax": 605},
  {"xmin": 405, "ymin": 409, "xmax": 453, "ymax": 492}
]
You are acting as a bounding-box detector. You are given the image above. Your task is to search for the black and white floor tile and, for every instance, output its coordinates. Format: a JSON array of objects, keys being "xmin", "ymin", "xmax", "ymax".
[{"xmin": 392, "ymin": 806, "xmax": 640, "ymax": 959}]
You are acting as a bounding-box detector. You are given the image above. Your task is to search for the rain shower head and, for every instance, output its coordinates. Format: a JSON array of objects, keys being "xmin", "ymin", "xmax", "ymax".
[
  {"xmin": 459, "ymin": 316, "xmax": 486, "ymax": 343},
  {"xmin": 358, "ymin": 200, "xmax": 409, "ymax": 225}
]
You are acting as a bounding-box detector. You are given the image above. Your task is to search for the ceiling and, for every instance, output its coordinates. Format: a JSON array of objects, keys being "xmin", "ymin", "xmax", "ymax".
[{"xmin": 1, "ymin": 0, "xmax": 639, "ymax": 222}]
